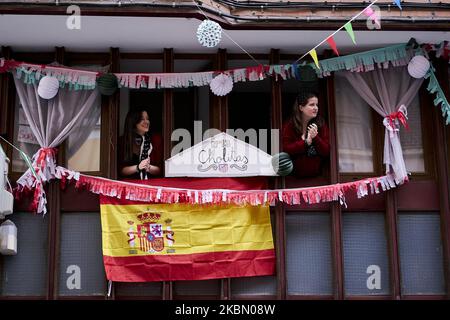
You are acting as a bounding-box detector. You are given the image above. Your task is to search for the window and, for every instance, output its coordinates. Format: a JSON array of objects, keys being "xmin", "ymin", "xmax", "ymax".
[
  {"xmin": 173, "ymin": 280, "xmax": 221, "ymax": 298},
  {"xmin": 334, "ymin": 72, "xmax": 374, "ymax": 173},
  {"xmin": 399, "ymin": 94, "xmax": 425, "ymax": 173},
  {"xmin": 228, "ymin": 60, "xmax": 271, "ymax": 151},
  {"xmin": 115, "ymin": 282, "xmax": 162, "ymax": 298},
  {"xmin": 65, "ymin": 64, "xmax": 105, "ymax": 173},
  {"xmin": 280, "ymin": 61, "xmax": 330, "ymax": 183},
  {"xmin": 66, "ymin": 99, "xmax": 101, "ymax": 172},
  {"xmin": 173, "ymin": 59, "xmax": 212, "ymax": 150},
  {"xmin": 343, "ymin": 213, "xmax": 390, "ymax": 296},
  {"xmin": 286, "ymin": 213, "xmax": 333, "ymax": 295},
  {"xmin": 398, "ymin": 213, "xmax": 446, "ymax": 295},
  {"xmin": 12, "ymin": 96, "xmax": 40, "ymax": 172},
  {"xmin": 12, "ymin": 69, "xmax": 103, "ymax": 173},
  {"xmin": 58, "ymin": 212, "xmax": 106, "ymax": 296},
  {"xmin": 0, "ymin": 213, "xmax": 48, "ymax": 296},
  {"xmin": 119, "ymin": 59, "xmax": 164, "ymax": 177},
  {"xmin": 231, "ymin": 276, "xmax": 277, "ymax": 297}
]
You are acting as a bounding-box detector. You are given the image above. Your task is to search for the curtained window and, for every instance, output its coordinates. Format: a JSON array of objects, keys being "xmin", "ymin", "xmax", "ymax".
[
  {"xmin": 398, "ymin": 94, "xmax": 425, "ymax": 173},
  {"xmin": 12, "ymin": 96, "xmax": 41, "ymax": 172},
  {"xmin": 334, "ymin": 72, "xmax": 374, "ymax": 173}
]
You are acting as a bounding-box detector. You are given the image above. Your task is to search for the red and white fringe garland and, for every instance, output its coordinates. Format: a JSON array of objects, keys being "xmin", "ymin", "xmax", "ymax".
[
  {"xmin": 14, "ymin": 148, "xmax": 400, "ymax": 215},
  {"xmin": 58, "ymin": 167, "xmax": 398, "ymax": 208}
]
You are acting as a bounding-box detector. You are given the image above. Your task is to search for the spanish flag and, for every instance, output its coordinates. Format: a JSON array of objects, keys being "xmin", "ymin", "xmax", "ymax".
[{"xmin": 99, "ymin": 178, "xmax": 275, "ymax": 282}]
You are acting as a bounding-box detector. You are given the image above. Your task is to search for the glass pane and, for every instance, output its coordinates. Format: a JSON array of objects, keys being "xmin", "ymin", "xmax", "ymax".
[
  {"xmin": 66, "ymin": 64, "xmax": 102, "ymax": 172},
  {"xmin": 173, "ymin": 280, "xmax": 221, "ymax": 296},
  {"xmin": 231, "ymin": 276, "xmax": 276, "ymax": 296},
  {"xmin": 66, "ymin": 115, "xmax": 101, "ymax": 172},
  {"xmin": 115, "ymin": 282, "xmax": 162, "ymax": 297},
  {"xmin": 398, "ymin": 213, "xmax": 445, "ymax": 295},
  {"xmin": 286, "ymin": 213, "xmax": 333, "ymax": 295},
  {"xmin": 399, "ymin": 94, "xmax": 425, "ymax": 172},
  {"xmin": 1, "ymin": 213, "xmax": 48, "ymax": 296},
  {"xmin": 173, "ymin": 59, "xmax": 212, "ymax": 151},
  {"xmin": 12, "ymin": 95, "xmax": 40, "ymax": 172},
  {"xmin": 334, "ymin": 72, "xmax": 374, "ymax": 173},
  {"xmin": 228, "ymin": 60, "xmax": 271, "ymax": 152},
  {"xmin": 343, "ymin": 213, "xmax": 390, "ymax": 295},
  {"xmin": 58, "ymin": 212, "xmax": 106, "ymax": 296}
]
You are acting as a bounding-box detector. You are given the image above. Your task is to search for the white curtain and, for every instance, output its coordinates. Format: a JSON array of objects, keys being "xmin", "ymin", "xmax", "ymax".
[
  {"xmin": 334, "ymin": 72, "xmax": 374, "ymax": 173},
  {"xmin": 13, "ymin": 78, "xmax": 100, "ymax": 148},
  {"xmin": 13, "ymin": 77, "xmax": 100, "ymax": 214},
  {"xmin": 341, "ymin": 66, "xmax": 424, "ymax": 183}
]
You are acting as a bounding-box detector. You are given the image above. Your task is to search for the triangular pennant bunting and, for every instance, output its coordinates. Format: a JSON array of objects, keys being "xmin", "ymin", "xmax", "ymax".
[
  {"xmin": 394, "ymin": 0, "xmax": 402, "ymax": 10},
  {"xmin": 326, "ymin": 36, "xmax": 340, "ymax": 56},
  {"xmin": 344, "ymin": 22, "xmax": 356, "ymax": 45},
  {"xmin": 309, "ymin": 49, "xmax": 320, "ymax": 69}
]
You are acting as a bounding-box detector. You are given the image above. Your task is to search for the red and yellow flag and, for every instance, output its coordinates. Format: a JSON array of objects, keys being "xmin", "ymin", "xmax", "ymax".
[{"xmin": 100, "ymin": 195, "xmax": 275, "ymax": 282}]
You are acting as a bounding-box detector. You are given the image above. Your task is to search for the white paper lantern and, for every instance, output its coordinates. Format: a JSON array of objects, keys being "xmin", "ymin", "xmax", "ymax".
[
  {"xmin": 196, "ymin": 20, "xmax": 222, "ymax": 48},
  {"xmin": 210, "ymin": 73, "xmax": 233, "ymax": 96},
  {"xmin": 37, "ymin": 76, "xmax": 60, "ymax": 99},
  {"xmin": 407, "ymin": 55, "xmax": 431, "ymax": 79}
]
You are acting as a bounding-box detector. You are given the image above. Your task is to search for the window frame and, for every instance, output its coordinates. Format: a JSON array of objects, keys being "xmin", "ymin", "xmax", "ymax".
[{"xmin": 6, "ymin": 51, "xmax": 110, "ymax": 180}]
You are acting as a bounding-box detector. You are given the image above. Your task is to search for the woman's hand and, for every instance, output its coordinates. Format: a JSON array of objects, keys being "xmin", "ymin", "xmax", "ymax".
[
  {"xmin": 307, "ymin": 124, "xmax": 318, "ymax": 140},
  {"xmin": 138, "ymin": 158, "xmax": 150, "ymax": 171},
  {"xmin": 302, "ymin": 133, "xmax": 312, "ymax": 146},
  {"xmin": 145, "ymin": 163, "xmax": 161, "ymax": 175}
]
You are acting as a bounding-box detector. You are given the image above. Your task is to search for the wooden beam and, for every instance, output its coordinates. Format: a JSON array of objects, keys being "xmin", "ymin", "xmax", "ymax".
[
  {"xmin": 108, "ymin": 47, "xmax": 120, "ymax": 180},
  {"xmin": 432, "ymin": 57, "xmax": 450, "ymax": 299},
  {"xmin": 326, "ymin": 73, "xmax": 344, "ymax": 299},
  {"xmin": 269, "ymin": 48, "xmax": 286, "ymax": 300},
  {"xmin": 163, "ymin": 48, "xmax": 174, "ymax": 300},
  {"xmin": 210, "ymin": 49, "xmax": 228, "ymax": 131}
]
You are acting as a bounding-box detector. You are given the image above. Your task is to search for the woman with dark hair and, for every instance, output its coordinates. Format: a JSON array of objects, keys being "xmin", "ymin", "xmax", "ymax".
[
  {"xmin": 282, "ymin": 92, "xmax": 330, "ymax": 177},
  {"xmin": 118, "ymin": 109, "xmax": 162, "ymax": 179}
]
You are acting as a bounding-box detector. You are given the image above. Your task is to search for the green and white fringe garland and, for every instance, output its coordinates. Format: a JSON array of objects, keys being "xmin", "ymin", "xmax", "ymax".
[
  {"xmin": 1, "ymin": 43, "xmax": 449, "ymax": 124},
  {"xmin": 425, "ymin": 67, "xmax": 450, "ymax": 125}
]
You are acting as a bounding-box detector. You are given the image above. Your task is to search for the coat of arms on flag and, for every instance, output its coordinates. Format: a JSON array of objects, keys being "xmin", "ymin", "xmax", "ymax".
[{"xmin": 127, "ymin": 211, "xmax": 175, "ymax": 254}]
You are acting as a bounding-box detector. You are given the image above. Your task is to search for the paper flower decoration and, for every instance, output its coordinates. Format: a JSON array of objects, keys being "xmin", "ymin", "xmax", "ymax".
[
  {"xmin": 37, "ymin": 76, "xmax": 60, "ymax": 99},
  {"xmin": 210, "ymin": 73, "xmax": 233, "ymax": 96},
  {"xmin": 407, "ymin": 55, "xmax": 431, "ymax": 79},
  {"xmin": 196, "ymin": 20, "xmax": 222, "ymax": 48},
  {"xmin": 96, "ymin": 73, "xmax": 118, "ymax": 96}
]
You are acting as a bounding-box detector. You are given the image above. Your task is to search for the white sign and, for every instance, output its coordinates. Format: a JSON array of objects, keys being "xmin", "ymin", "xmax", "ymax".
[{"xmin": 165, "ymin": 132, "xmax": 276, "ymax": 177}]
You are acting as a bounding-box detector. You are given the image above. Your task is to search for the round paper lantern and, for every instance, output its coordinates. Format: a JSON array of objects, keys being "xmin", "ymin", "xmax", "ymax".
[
  {"xmin": 210, "ymin": 73, "xmax": 233, "ymax": 96},
  {"xmin": 271, "ymin": 152, "xmax": 294, "ymax": 176},
  {"xmin": 96, "ymin": 73, "xmax": 118, "ymax": 96},
  {"xmin": 196, "ymin": 20, "xmax": 222, "ymax": 48},
  {"xmin": 363, "ymin": 7, "xmax": 374, "ymax": 17},
  {"xmin": 37, "ymin": 76, "xmax": 60, "ymax": 99},
  {"xmin": 407, "ymin": 55, "xmax": 430, "ymax": 79}
]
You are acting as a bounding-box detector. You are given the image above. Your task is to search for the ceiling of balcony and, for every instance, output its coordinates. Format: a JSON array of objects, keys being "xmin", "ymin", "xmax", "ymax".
[{"xmin": 0, "ymin": 15, "xmax": 448, "ymax": 54}]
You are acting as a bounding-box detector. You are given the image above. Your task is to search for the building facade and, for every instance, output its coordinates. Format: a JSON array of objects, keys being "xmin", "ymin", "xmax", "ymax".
[{"xmin": 0, "ymin": 0, "xmax": 449, "ymax": 300}]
